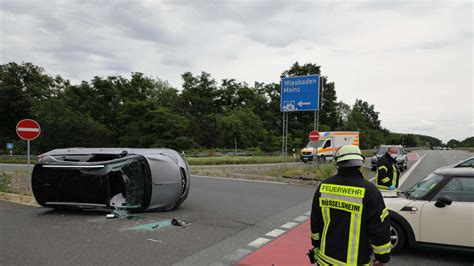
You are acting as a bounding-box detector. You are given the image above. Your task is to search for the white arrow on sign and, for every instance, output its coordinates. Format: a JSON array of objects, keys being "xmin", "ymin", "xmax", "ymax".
[{"xmin": 297, "ymin": 100, "xmax": 311, "ymax": 107}]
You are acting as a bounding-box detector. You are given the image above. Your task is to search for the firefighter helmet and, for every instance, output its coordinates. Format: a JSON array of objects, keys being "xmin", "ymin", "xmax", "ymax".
[{"xmin": 335, "ymin": 145, "xmax": 365, "ymax": 167}]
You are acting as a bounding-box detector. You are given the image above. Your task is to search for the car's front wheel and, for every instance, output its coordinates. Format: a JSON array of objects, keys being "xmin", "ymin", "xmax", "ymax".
[{"xmin": 390, "ymin": 221, "xmax": 406, "ymax": 253}]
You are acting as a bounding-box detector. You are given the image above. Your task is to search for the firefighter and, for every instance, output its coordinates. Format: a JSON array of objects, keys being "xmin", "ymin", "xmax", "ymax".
[
  {"xmin": 309, "ymin": 145, "xmax": 391, "ymax": 265},
  {"xmin": 375, "ymin": 146, "xmax": 400, "ymax": 190}
]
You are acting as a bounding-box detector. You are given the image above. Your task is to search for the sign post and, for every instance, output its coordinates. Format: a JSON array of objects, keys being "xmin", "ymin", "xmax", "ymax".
[
  {"xmin": 6, "ymin": 143, "xmax": 13, "ymax": 156},
  {"xmin": 280, "ymin": 75, "xmax": 320, "ymax": 158},
  {"xmin": 309, "ymin": 130, "xmax": 320, "ymax": 165},
  {"xmin": 16, "ymin": 119, "xmax": 41, "ymax": 177}
]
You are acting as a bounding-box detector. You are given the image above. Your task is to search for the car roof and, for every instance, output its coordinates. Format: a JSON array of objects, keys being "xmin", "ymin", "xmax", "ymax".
[
  {"xmin": 41, "ymin": 147, "xmax": 177, "ymax": 156},
  {"xmin": 434, "ymin": 167, "xmax": 474, "ymax": 177}
]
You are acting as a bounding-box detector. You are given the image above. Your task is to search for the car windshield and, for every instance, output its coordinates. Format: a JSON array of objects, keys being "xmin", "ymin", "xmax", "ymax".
[
  {"xmin": 405, "ymin": 173, "xmax": 444, "ymax": 199},
  {"xmin": 306, "ymin": 140, "xmax": 325, "ymax": 148},
  {"xmin": 376, "ymin": 146, "xmax": 400, "ymax": 155},
  {"xmin": 455, "ymin": 158, "xmax": 474, "ymax": 168}
]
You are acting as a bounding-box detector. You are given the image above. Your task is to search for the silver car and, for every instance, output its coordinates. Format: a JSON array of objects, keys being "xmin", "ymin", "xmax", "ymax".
[{"xmin": 32, "ymin": 148, "xmax": 190, "ymax": 211}]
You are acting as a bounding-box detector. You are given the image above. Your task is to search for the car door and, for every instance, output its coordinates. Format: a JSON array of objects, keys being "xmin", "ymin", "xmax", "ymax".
[{"xmin": 420, "ymin": 177, "xmax": 474, "ymax": 247}]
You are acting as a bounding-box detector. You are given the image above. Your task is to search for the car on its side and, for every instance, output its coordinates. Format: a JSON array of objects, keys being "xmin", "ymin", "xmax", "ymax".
[
  {"xmin": 371, "ymin": 145, "xmax": 408, "ymax": 171},
  {"xmin": 382, "ymin": 160, "xmax": 474, "ymax": 253},
  {"xmin": 32, "ymin": 148, "xmax": 190, "ymax": 211}
]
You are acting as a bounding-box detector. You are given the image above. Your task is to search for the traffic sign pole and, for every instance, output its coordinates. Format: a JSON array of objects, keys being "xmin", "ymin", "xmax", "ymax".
[
  {"xmin": 16, "ymin": 119, "xmax": 41, "ymax": 178},
  {"xmin": 27, "ymin": 140, "xmax": 30, "ymax": 177}
]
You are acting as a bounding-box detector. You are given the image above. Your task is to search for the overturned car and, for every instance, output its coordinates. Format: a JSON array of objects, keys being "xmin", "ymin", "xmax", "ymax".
[{"xmin": 32, "ymin": 148, "xmax": 190, "ymax": 211}]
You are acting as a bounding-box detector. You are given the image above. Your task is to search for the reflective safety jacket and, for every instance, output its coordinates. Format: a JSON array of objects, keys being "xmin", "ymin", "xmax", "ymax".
[
  {"xmin": 375, "ymin": 153, "xmax": 400, "ymax": 190},
  {"xmin": 311, "ymin": 168, "xmax": 391, "ymax": 265}
]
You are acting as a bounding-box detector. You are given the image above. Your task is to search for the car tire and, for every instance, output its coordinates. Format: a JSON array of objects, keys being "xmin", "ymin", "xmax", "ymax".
[{"xmin": 390, "ymin": 221, "xmax": 406, "ymax": 253}]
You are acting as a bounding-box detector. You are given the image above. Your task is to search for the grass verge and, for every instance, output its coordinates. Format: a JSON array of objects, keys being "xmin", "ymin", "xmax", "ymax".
[{"xmin": 187, "ymin": 155, "xmax": 298, "ymax": 165}]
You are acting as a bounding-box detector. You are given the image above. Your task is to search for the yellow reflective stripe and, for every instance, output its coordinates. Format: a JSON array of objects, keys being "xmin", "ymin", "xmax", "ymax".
[
  {"xmin": 320, "ymin": 207, "xmax": 330, "ymax": 253},
  {"xmin": 320, "ymin": 193, "xmax": 363, "ymax": 204},
  {"xmin": 320, "ymin": 198, "xmax": 363, "ymax": 213},
  {"xmin": 320, "ymin": 183, "xmax": 365, "ymax": 198},
  {"xmin": 392, "ymin": 165, "xmax": 398, "ymax": 186},
  {"xmin": 381, "ymin": 177, "xmax": 390, "ymax": 183},
  {"xmin": 311, "ymin": 232, "xmax": 320, "ymax": 240},
  {"xmin": 376, "ymin": 184, "xmax": 391, "ymax": 190},
  {"xmin": 319, "ymin": 252, "xmax": 345, "ymax": 265},
  {"xmin": 317, "ymin": 257, "xmax": 330, "ymax": 266},
  {"xmin": 375, "ymin": 166, "xmax": 388, "ymax": 186},
  {"xmin": 372, "ymin": 242, "xmax": 392, "ymax": 254},
  {"xmin": 380, "ymin": 208, "xmax": 389, "ymax": 223},
  {"xmin": 347, "ymin": 213, "xmax": 354, "ymax": 263},
  {"xmin": 347, "ymin": 212, "xmax": 362, "ymax": 264}
]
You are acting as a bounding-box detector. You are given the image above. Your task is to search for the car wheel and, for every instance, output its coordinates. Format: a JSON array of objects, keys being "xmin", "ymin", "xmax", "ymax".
[{"xmin": 390, "ymin": 221, "xmax": 406, "ymax": 253}]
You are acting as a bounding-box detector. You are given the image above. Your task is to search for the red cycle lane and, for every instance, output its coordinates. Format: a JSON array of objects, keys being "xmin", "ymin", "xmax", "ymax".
[{"xmin": 237, "ymin": 220, "xmax": 312, "ymax": 266}]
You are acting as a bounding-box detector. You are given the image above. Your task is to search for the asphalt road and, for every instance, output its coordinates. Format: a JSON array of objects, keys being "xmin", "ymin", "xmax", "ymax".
[
  {"xmin": 1, "ymin": 149, "xmax": 473, "ymax": 265},
  {"xmin": 0, "ymin": 175, "xmax": 315, "ymax": 265}
]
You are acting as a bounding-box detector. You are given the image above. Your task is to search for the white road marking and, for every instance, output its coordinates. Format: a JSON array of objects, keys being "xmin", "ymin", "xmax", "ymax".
[
  {"xmin": 247, "ymin": 237, "xmax": 270, "ymax": 248},
  {"xmin": 280, "ymin": 222, "xmax": 299, "ymax": 229},
  {"xmin": 17, "ymin": 127, "xmax": 40, "ymax": 132},
  {"xmin": 398, "ymin": 151, "xmax": 428, "ymax": 186},
  {"xmin": 265, "ymin": 229, "xmax": 286, "ymax": 237},
  {"xmin": 191, "ymin": 175, "xmax": 286, "ymax": 185},
  {"xmin": 294, "ymin": 216, "xmax": 309, "ymax": 222},
  {"xmin": 226, "ymin": 248, "xmax": 252, "ymax": 261},
  {"xmin": 305, "ymin": 211, "xmax": 311, "ymax": 216}
]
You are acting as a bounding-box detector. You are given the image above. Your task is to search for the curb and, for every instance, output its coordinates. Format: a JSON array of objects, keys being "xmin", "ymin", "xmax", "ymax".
[{"xmin": 0, "ymin": 192, "xmax": 39, "ymax": 207}]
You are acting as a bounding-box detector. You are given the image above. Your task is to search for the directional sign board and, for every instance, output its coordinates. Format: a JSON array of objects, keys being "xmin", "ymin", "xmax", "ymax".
[
  {"xmin": 16, "ymin": 119, "xmax": 41, "ymax": 141},
  {"xmin": 6, "ymin": 143, "xmax": 13, "ymax": 150},
  {"xmin": 281, "ymin": 75, "xmax": 319, "ymax": 112}
]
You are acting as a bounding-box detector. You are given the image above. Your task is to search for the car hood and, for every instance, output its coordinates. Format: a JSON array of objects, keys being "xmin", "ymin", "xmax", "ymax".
[{"xmin": 381, "ymin": 191, "xmax": 414, "ymax": 213}]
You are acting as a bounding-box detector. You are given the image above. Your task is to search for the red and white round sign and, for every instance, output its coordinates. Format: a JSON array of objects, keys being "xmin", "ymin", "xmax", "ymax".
[
  {"xmin": 309, "ymin": 130, "xmax": 320, "ymax": 142},
  {"xmin": 16, "ymin": 119, "xmax": 41, "ymax": 140}
]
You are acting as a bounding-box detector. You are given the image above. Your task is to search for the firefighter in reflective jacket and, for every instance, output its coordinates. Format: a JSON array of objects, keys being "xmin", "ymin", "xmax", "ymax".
[
  {"xmin": 310, "ymin": 145, "xmax": 391, "ymax": 265},
  {"xmin": 375, "ymin": 146, "xmax": 400, "ymax": 190}
]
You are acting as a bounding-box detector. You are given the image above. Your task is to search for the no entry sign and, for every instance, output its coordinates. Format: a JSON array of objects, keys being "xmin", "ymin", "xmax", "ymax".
[
  {"xmin": 16, "ymin": 119, "xmax": 41, "ymax": 140},
  {"xmin": 309, "ymin": 130, "xmax": 320, "ymax": 142}
]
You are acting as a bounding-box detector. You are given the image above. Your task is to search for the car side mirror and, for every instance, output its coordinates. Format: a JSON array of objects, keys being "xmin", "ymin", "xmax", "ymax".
[{"xmin": 435, "ymin": 196, "xmax": 452, "ymax": 208}]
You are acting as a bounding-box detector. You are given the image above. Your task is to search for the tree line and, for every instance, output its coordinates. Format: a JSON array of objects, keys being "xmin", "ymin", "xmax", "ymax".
[{"xmin": 0, "ymin": 61, "xmax": 446, "ymax": 155}]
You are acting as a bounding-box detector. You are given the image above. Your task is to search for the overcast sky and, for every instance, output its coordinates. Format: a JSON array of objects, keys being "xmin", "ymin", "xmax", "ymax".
[{"xmin": 0, "ymin": 0, "xmax": 472, "ymax": 142}]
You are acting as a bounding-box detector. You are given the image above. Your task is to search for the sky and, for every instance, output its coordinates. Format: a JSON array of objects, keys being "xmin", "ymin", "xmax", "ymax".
[{"xmin": 0, "ymin": 0, "xmax": 472, "ymax": 142}]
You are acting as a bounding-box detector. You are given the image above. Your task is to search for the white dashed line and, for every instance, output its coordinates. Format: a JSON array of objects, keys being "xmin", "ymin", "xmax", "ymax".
[
  {"xmin": 247, "ymin": 237, "xmax": 271, "ymax": 248},
  {"xmin": 265, "ymin": 229, "xmax": 286, "ymax": 238},
  {"xmin": 294, "ymin": 215, "xmax": 309, "ymax": 222},
  {"xmin": 281, "ymin": 222, "xmax": 299, "ymax": 229},
  {"xmin": 226, "ymin": 248, "xmax": 252, "ymax": 261}
]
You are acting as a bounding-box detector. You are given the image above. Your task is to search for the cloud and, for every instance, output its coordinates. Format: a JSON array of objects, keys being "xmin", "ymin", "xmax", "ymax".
[{"xmin": 0, "ymin": 0, "xmax": 471, "ymax": 141}]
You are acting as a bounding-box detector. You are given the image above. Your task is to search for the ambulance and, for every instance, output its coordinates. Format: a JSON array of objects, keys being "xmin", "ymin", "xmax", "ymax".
[{"xmin": 300, "ymin": 131, "xmax": 360, "ymax": 163}]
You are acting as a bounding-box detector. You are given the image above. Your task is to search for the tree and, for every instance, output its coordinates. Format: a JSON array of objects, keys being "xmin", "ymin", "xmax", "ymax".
[
  {"xmin": 447, "ymin": 139, "xmax": 460, "ymax": 148},
  {"xmin": 117, "ymin": 100, "xmax": 193, "ymax": 150},
  {"xmin": 0, "ymin": 62, "xmax": 58, "ymax": 142},
  {"xmin": 32, "ymin": 98, "xmax": 114, "ymax": 153},
  {"xmin": 216, "ymin": 107, "xmax": 266, "ymax": 149},
  {"xmin": 179, "ymin": 72, "xmax": 221, "ymax": 147}
]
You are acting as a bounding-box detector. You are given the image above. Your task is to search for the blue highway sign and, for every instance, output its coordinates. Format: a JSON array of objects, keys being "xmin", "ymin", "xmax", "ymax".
[
  {"xmin": 281, "ymin": 75, "xmax": 320, "ymax": 112},
  {"xmin": 6, "ymin": 143, "xmax": 13, "ymax": 150}
]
